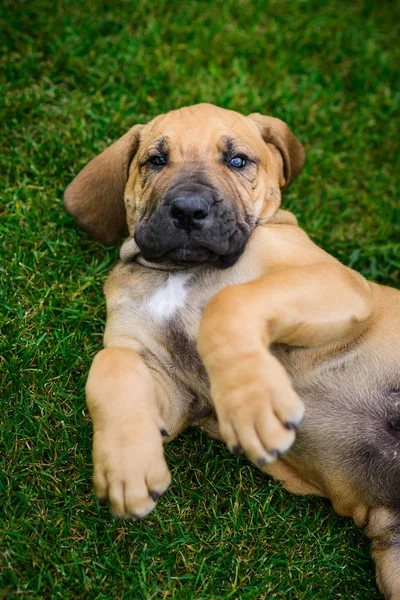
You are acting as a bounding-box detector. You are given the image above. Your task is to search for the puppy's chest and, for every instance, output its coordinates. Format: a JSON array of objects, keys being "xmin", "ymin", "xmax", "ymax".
[
  {"xmin": 137, "ymin": 272, "xmax": 210, "ymax": 386},
  {"xmin": 144, "ymin": 273, "xmax": 196, "ymax": 324},
  {"xmin": 108, "ymin": 261, "xmax": 255, "ymax": 399}
]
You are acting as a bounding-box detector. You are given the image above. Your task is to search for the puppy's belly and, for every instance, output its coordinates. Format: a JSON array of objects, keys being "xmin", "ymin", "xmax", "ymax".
[
  {"xmin": 193, "ymin": 340, "xmax": 400, "ymax": 511},
  {"xmin": 275, "ymin": 345, "xmax": 400, "ymax": 508}
]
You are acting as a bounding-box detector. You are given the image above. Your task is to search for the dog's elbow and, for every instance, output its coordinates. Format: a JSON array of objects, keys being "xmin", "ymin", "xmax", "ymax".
[
  {"xmin": 345, "ymin": 270, "xmax": 375, "ymax": 326},
  {"xmin": 351, "ymin": 296, "xmax": 374, "ymax": 327}
]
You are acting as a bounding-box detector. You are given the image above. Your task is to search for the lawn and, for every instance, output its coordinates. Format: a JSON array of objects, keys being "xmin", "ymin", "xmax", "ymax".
[{"xmin": 1, "ymin": 0, "xmax": 399, "ymax": 598}]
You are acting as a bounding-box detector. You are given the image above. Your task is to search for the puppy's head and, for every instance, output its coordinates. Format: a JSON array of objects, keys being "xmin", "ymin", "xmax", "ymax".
[{"xmin": 64, "ymin": 104, "xmax": 305, "ymax": 267}]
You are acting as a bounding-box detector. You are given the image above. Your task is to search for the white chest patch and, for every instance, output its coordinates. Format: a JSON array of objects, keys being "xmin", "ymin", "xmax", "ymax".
[{"xmin": 145, "ymin": 273, "xmax": 192, "ymax": 321}]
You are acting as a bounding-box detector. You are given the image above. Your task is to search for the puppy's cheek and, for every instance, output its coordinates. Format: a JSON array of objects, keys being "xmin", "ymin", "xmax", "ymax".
[
  {"xmin": 125, "ymin": 207, "xmax": 137, "ymax": 235},
  {"xmin": 125, "ymin": 195, "xmax": 144, "ymax": 235},
  {"xmin": 258, "ymin": 183, "xmax": 282, "ymax": 221}
]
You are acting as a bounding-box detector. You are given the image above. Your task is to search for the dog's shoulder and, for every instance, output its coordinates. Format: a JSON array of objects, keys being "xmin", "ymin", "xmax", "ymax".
[
  {"xmin": 269, "ymin": 208, "xmax": 299, "ymax": 226},
  {"xmin": 245, "ymin": 211, "xmax": 337, "ymax": 274}
]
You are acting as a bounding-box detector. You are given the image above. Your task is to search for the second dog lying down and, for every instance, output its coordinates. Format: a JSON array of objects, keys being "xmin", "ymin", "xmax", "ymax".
[{"xmin": 65, "ymin": 104, "xmax": 400, "ymax": 598}]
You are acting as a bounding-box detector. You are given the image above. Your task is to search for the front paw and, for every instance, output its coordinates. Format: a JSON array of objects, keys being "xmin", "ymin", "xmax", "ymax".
[
  {"xmin": 92, "ymin": 424, "xmax": 171, "ymax": 520},
  {"xmin": 211, "ymin": 354, "xmax": 304, "ymax": 467}
]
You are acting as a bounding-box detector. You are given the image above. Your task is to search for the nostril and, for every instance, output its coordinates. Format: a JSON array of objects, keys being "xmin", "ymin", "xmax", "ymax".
[
  {"xmin": 170, "ymin": 204, "xmax": 185, "ymax": 220},
  {"xmin": 193, "ymin": 208, "xmax": 209, "ymax": 220}
]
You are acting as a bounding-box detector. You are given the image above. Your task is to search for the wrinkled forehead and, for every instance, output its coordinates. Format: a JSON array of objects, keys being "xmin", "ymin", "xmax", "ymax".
[{"xmin": 138, "ymin": 105, "xmax": 265, "ymax": 159}]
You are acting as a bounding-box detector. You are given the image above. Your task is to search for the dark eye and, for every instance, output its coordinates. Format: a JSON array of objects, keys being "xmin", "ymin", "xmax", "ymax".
[
  {"xmin": 229, "ymin": 155, "xmax": 247, "ymax": 169},
  {"xmin": 148, "ymin": 155, "xmax": 167, "ymax": 167}
]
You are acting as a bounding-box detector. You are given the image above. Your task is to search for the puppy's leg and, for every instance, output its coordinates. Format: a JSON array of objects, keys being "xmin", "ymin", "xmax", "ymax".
[
  {"xmin": 364, "ymin": 507, "xmax": 400, "ymax": 599},
  {"xmin": 343, "ymin": 505, "xmax": 400, "ymax": 600},
  {"xmin": 86, "ymin": 346, "xmax": 185, "ymax": 519},
  {"xmin": 198, "ymin": 262, "xmax": 373, "ymax": 466}
]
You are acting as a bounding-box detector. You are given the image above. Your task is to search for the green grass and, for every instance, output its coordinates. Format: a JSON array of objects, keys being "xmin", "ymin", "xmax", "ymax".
[{"xmin": 1, "ymin": 0, "xmax": 399, "ymax": 598}]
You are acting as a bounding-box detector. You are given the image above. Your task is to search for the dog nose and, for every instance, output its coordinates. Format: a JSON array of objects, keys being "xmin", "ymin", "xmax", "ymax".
[{"xmin": 169, "ymin": 196, "xmax": 211, "ymax": 231}]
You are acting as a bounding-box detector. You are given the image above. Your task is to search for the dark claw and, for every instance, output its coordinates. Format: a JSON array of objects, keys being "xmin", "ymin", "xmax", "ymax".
[
  {"xmin": 284, "ymin": 422, "xmax": 296, "ymax": 430},
  {"xmin": 97, "ymin": 497, "xmax": 107, "ymax": 506},
  {"xmin": 160, "ymin": 428, "xmax": 169, "ymax": 438},
  {"xmin": 271, "ymin": 449, "xmax": 287, "ymax": 458},
  {"xmin": 150, "ymin": 490, "xmax": 160, "ymax": 502},
  {"xmin": 257, "ymin": 457, "xmax": 269, "ymax": 467},
  {"xmin": 284, "ymin": 417, "xmax": 304, "ymax": 431},
  {"xmin": 131, "ymin": 514, "xmax": 140, "ymax": 522},
  {"xmin": 231, "ymin": 444, "xmax": 243, "ymax": 457}
]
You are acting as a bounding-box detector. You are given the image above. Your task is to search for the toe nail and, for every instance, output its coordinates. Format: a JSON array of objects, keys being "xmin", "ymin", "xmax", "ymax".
[
  {"xmin": 150, "ymin": 491, "xmax": 160, "ymax": 502},
  {"xmin": 160, "ymin": 428, "xmax": 169, "ymax": 438},
  {"xmin": 285, "ymin": 417, "xmax": 305, "ymax": 431},
  {"xmin": 271, "ymin": 449, "xmax": 289, "ymax": 458},
  {"xmin": 285, "ymin": 422, "xmax": 298, "ymax": 431},
  {"xmin": 131, "ymin": 514, "xmax": 140, "ymax": 522},
  {"xmin": 231, "ymin": 444, "xmax": 243, "ymax": 457},
  {"xmin": 97, "ymin": 498, "xmax": 107, "ymax": 506},
  {"xmin": 257, "ymin": 457, "xmax": 269, "ymax": 467},
  {"xmin": 284, "ymin": 422, "xmax": 296, "ymax": 430}
]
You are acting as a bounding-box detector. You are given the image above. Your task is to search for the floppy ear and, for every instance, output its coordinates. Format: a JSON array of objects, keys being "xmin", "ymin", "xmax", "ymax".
[
  {"xmin": 247, "ymin": 113, "xmax": 305, "ymax": 190},
  {"xmin": 64, "ymin": 124, "xmax": 143, "ymax": 245}
]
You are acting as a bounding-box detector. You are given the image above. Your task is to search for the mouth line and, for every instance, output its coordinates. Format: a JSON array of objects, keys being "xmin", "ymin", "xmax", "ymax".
[
  {"xmin": 137, "ymin": 242, "xmax": 228, "ymax": 268},
  {"xmin": 134, "ymin": 250, "xmax": 213, "ymax": 272},
  {"xmin": 139, "ymin": 244, "xmax": 245, "ymax": 270},
  {"xmin": 135, "ymin": 255, "xmax": 190, "ymax": 271},
  {"xmin": 152, "ymin": 247, "xmax": 213, "ymax": 264}
]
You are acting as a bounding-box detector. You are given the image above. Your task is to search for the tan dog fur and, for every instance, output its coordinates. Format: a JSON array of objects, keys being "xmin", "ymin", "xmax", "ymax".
[{"xmin": 65, "ymin": 104, "xmax": 400, "ymax": 598}]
